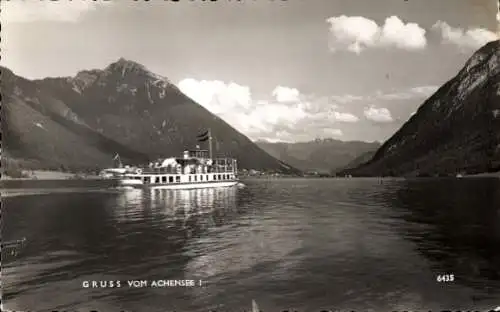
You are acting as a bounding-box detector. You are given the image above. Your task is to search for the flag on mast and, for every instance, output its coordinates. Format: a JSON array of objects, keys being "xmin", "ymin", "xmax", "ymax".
[
  {"xmin": 197, "ymin": 130, "xmax": 209, "ymax": 138},
  {"xmin": 197, "ymin": 129, "xmax": 210, "ymax": 142},
  {"xmin": 113, "ymin": 153, "xmax": 119, "ymax": 160}
]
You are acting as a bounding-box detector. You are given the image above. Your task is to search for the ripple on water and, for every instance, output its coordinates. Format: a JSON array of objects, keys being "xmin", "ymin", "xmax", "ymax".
[{"xmin": 2, "ymin": 179, "xmax": 500, "ymax": 311}]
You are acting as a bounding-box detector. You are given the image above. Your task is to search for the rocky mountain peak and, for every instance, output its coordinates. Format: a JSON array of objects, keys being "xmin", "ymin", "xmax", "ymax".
[
  {"xmin": 103, "ymin": 58, "xmax": 170, "ymax": 83},
  {"xmin": 462, "ymin": 40, "xmax": 499, "ymax": 73},
  {"xmin": 105, "ymin": 57, "xmax": 148, "ymax": 75},
  {"xmin": 67, "ymin": 58, "xmax": 174, "ymax": 97}
]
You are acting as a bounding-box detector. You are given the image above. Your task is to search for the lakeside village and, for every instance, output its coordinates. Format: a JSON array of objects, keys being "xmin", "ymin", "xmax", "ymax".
[
  {"xmin": 2, "ymin": 166, "xmax": 323, "ymax": 181},
  {"xmin": 2, "ymin": 159, "xmax": 334, "ymax": 181},
  {"xmin": 2, "ymin": 139, "xmax": 335, "ymax": 180}
]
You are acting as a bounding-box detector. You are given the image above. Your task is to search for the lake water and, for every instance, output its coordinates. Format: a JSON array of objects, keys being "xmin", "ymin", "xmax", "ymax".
[{"xmin": 2, "ymin": 178, "xmax": 500, "ymax": 312}]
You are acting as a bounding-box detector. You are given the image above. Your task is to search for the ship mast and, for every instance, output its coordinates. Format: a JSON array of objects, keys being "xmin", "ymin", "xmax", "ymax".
[
  {"xmin": 114, "ymin": 153, "xmax": 123, "ymax": 168},
  {"xmin": 208, "ymin": 128, "xmax": 213, "ymax": 160}
]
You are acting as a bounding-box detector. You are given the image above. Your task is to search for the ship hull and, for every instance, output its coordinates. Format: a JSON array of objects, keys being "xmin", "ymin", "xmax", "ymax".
[{"xmin": 119, "ymin": 179, "xmax": 238, "ymax": 190}]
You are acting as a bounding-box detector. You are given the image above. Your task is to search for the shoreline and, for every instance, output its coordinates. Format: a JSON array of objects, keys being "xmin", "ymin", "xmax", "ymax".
[{"xmin": 2, "ymin": 170, "xmax": 102, "ymax": 181}]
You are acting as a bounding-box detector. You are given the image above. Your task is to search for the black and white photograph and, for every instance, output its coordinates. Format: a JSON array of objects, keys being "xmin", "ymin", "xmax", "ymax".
[{"xmin": 1, "ymin": 0, "xmax": 500, "ymax": 311}]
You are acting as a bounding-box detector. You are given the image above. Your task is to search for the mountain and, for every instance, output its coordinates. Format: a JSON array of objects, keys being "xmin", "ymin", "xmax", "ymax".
[
  {"xmin": 341, "ymin": 150, "xmax": 377, "ymax": 171},
  {"xmin": 341, "ymin": 40, "xmax": 500, "ymax": 177},
  {"xmin": 1, "ymin": 59, "xmax": 300, "ymax": 174},
  {"xmin": 256, "ymin": 138, "xmax": 380, "ymax": 173}
]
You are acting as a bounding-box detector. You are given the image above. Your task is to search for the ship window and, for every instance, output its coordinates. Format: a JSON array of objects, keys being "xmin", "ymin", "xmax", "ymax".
[
  {"xmin": 175, "ymin": 176, "xmax": 180, "ymax": 183},
  {"xmin": 169, "ymin": 176, "xmax": 173, "ymax": 183},
  {"xmin": 194, "ymin": 175, "xmax": 197, "ymax": 182},
  {"xmin": 218, "ymin": 174, "xmax": 221, "ymax": 180},
  {"xmin": 155, "ymin": 177, "xmax": 160, "ymax": 184},
  {"xmin": 214, "ymin": 174, "xmax": 217, "ymax": 181},
  {"xmin": 200, "ymin": 175, "xmax": 203, "ymax": 181},
  {"xmin": 162, "ymin": 176, "xmax": 167, "ymax": 183},
  {"xmin": 189, "ymin": 176, "xmax": 192, "ymax": 182},
  {"xmin": 206, "ymin": 175, "xmax": 209, "ymax": 181},
  {"xmin": 144, "ymin": 177, "xmax": 150, "ymax": 184}
]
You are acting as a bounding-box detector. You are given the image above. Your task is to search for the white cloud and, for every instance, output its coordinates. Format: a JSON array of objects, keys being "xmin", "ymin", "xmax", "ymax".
[
  {"xmin": 326, "ymin": 15, "xmax": 427, "ymax": 54},
  {"xmin": 247, "ymin": 103, "xmax": 308, "ymax": 131},
  {"xmin": 328, "ymin": 86, "xmax": 439, "ymax": 104},
  {"xmin": 1, "ymin": 0, "xmax": 111, "ymax": 23},
  {"xmin": 379, "ymin": 16, "xmax": 427, "ymax": 50},
  {"xmin": 177, "ymin": 79, "xmax": 252, "ymax": 115},
  {"xmin": 432, "ymin": 21, "xmax": 498, "ymax": 50},
  {"xmin": 410, "ymin": 86, "xmax": 439, "ymax": 95},
  {"xmin": 375, "ymin": 85, "xmax": 439, "ymax": 100},
  {"xmin": 364, "ymin": 106, "xmax": 394, "ymax": 123},
  {"xmin": 178, "ymin": 79, "xmax": 309, "ymax": 135},
  {"xmin": 330, "ymin": 111, "xmax": 359, "ymax": 123},
  {"xmin": 179, "ymin": 79, "xmax": 424, "ymax": 141},
  {"xmin": 178, "ymin": 79, "xmax": 362, "ymax": 141},
  {"xmin": 330, "ymin": 94, "xmax": 365, "ymax": 104},
  {"xmin": 272, "ymin": 86, "xmax": 300, "ymax": 103},
  {"xmin": 323, "ymin": 128, "xmax": 344, "ymax": 137}
]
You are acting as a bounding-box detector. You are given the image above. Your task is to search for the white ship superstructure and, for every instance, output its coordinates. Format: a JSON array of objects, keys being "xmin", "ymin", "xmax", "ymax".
[{"xmin": 112, "ymin": 129, "xmax": 239, "ymax": 189}]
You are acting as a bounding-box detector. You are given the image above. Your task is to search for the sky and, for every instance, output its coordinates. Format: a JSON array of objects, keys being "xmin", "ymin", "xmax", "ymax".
[{"xmin": 2, "ymin": 0, "xmax": 499, "ymax": 143}]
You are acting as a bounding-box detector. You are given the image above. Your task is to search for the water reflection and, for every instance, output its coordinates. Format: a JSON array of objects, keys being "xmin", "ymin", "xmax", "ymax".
[{"xmin": 113, "ymin": 186, "xmax": 238, "ymax": 222}]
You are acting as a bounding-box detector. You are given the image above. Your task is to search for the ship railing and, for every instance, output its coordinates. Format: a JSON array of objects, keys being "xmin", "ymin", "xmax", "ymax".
[
  {"xmin": 132, "ymin": 165, "xmax": 236, "ymax": 175},
  {"xmin": 137, "ymin": 168, "xmax": 236, "ymax": 174},
  {"xmin": 139, "ymin": 167, "xmax": 181, "ymax": 174}
]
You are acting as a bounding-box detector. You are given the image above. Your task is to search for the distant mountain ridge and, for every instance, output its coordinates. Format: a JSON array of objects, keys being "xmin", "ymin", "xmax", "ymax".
[
  {"xmin": 1, "ymin": 59, "xmax": 300, "ymax": 174},
  {"xmin": 256, "ymin": 138, "xmax": 380, "ymax": 173},
  {"xmin": 341, "ymin": 40, "xmax": 500, "ymax": 177}
]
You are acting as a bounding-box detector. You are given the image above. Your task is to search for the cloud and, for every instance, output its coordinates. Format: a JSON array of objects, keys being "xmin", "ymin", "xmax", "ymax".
[
  {"xmin": 432, "ymin": 21, "xmax": 498, "ymax": 50},
  {"xmin": 179, "ymin": 79, "xmax": 434, "ymax": 142},
  {"xmin": 272, "ymin": 86, "xmax": 300, "ymax": 103},
  {"xmin": 409, "ymin": 86, "xmax": 439, "ymax": 95},
  {"xmin": 178, "ymin": 79, "xmax": 309, "ymax": 134},
  {"xmin": 326, "ymin": 15, "xmax": 427, "ymax": 54},
  {"xmin": 178, "ymin": 79, "xmax": 361, "ymax": 141},
  {"xmin": 323, "ymin": 128, "xmax": 344, "ymax": 137},
  {"xmin": 364, "ymin": 106, "xmax": 394, "ymax": 123},
  {"xmin": 177, "ymin": 79, "xmax": 252, "ymax": 115},
  {"xmin": 330, "ymin": 111, "xmax": 359, "ymax": 123},
  {"xmin": 330, "ymin": 94, "xmax": 365, "ymax": 104},
  {"xmin": 1, "ymin": 0, "xmax": 111, "ymax": 23},
  {"xmin": 328, "ymin": 86, "xmax": 439, "ymax": 104},
  {"xmin": 375, "ymin": 85, "xmax": 439, "ymax": 100}
]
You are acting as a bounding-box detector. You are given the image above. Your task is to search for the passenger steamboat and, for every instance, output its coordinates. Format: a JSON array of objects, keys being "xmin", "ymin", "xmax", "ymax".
[{"xmin": 100, "ymin": 129, "xmax": 239, "ymax": 189}]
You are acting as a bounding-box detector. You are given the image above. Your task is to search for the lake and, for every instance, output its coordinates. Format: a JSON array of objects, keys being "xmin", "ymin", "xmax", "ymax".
[{"xmin": 2, "ymin": 178, "xmax": 500, "ymax": 312}]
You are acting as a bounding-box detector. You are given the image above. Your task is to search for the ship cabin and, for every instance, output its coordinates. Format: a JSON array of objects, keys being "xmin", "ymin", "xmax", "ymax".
[{"xmin": 121, "ymin": 149, "xmax": 238, "ymax": 186}]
